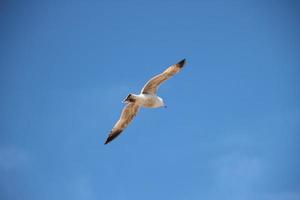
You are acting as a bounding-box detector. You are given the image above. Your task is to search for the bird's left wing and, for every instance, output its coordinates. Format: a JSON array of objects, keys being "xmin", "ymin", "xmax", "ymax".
[
  {"xmin": 104, "ymin": 102, "xmax": 140, "ymax": 144},
  {"xmin": 141, "ymin": 59, "xmax": 186, "ymax": 95}
]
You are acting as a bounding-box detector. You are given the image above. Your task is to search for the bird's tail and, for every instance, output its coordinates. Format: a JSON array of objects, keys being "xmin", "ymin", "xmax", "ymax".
[{"xmin": 123, "ymin": 93, "xmax": 135, "ymax": 103}]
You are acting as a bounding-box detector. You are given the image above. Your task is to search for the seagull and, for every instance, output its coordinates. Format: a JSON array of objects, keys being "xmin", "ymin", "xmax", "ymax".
[{"xmin": 104, "ymin": 59, "xmax": 187, "ymax": 144}]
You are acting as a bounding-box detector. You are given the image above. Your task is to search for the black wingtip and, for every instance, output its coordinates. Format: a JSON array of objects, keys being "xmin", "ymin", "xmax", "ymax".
[
  {"xmin": 177, "ymin": 59, "xmax": 186, "ymax": 68},
  {"xmin": 104, "ymin": 136, "xmax": 113, "ymax": 145},
  {"xmin": 104, "ymin": 130, "xmax": 123, "ymax": 145},
  {"xmin": 104, "ymin": 138, "xmax": 109, "ymax": 145}
]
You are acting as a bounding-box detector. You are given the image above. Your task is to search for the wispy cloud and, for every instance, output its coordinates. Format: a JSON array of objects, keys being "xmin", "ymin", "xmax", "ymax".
[
  {"xmin": 63, "ymin": 176, "xmax": 97, "ymax": 200},
  {"xmin": 262, "ymin": 190, "xmax": 300, "ymax": 200},
  {"xmin": 212, "ymin": 152, "xmax": 263, "ymax": 199},
  {"xmin": 0, "ymin": 145, "xmax": 29, "ymax": 171},
  {"xmin": 208, "ymin": 107, "xmax": 300, "ymax": 200}
]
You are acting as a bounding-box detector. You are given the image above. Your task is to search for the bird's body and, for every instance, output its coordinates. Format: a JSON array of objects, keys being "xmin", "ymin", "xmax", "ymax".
[
  {"xmin": 124, "ymin": 93, "xmax": 164, "ymax": 108},
  {"xmin": 104, "ymin": 59, "xmax": 187, "ymax": 144}
]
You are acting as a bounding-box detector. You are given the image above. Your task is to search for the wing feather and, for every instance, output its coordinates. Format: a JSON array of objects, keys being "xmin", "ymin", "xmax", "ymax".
[
  {"xmin": 104, "ymin": 102, "xmax": 140, "ymax": 144},
  {"xmin": 141, "ymin": 59, "xmax": 186, "ymax": 95}
]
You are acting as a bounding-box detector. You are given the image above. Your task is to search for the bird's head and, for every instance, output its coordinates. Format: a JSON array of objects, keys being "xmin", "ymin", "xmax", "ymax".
[{"xmin": 157, "ymin": 97, "xmax": 167, "ymax": 108}]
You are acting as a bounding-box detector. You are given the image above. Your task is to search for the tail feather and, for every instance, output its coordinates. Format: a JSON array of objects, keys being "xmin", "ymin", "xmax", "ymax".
[{"xmin": 123, "ymin": 94, "xmax": 135, "ymax": 103}]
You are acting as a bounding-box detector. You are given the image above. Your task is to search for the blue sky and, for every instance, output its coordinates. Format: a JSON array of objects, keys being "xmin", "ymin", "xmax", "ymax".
[{"xmin": 0, "ymin": 0, "xmax": 300, "ymax": 200}]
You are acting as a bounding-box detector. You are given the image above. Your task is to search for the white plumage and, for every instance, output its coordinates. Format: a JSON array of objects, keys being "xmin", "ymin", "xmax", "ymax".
[{"xmin": 104, "ymin": 59, "xmax": 187, "ymax": 144}]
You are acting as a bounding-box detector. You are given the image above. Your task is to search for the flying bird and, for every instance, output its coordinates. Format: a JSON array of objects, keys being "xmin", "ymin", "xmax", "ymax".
[{"xmin": 104, "ymin": 59, "xmax": 187, "ymax": 144}]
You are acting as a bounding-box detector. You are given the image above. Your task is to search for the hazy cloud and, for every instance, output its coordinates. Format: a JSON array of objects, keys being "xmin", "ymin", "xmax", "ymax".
[{"xmin": 0, "ymin": 145, "xmax": 29, "ymax": 171}]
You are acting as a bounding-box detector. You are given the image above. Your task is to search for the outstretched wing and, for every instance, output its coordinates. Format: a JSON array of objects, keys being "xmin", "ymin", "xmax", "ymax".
[
  {"xmin": 141, "ymin": 59, "xmax": 186, "ymax": 95},
  {"xmin": 104, "ymin": 102, "xmax": 140, "ymax": 144}
]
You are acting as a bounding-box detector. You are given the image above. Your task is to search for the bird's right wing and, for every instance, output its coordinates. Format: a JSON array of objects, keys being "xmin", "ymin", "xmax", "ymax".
[{"xmin": 104, "ymin": 102, "xmax": 140, "ymax": 144}]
